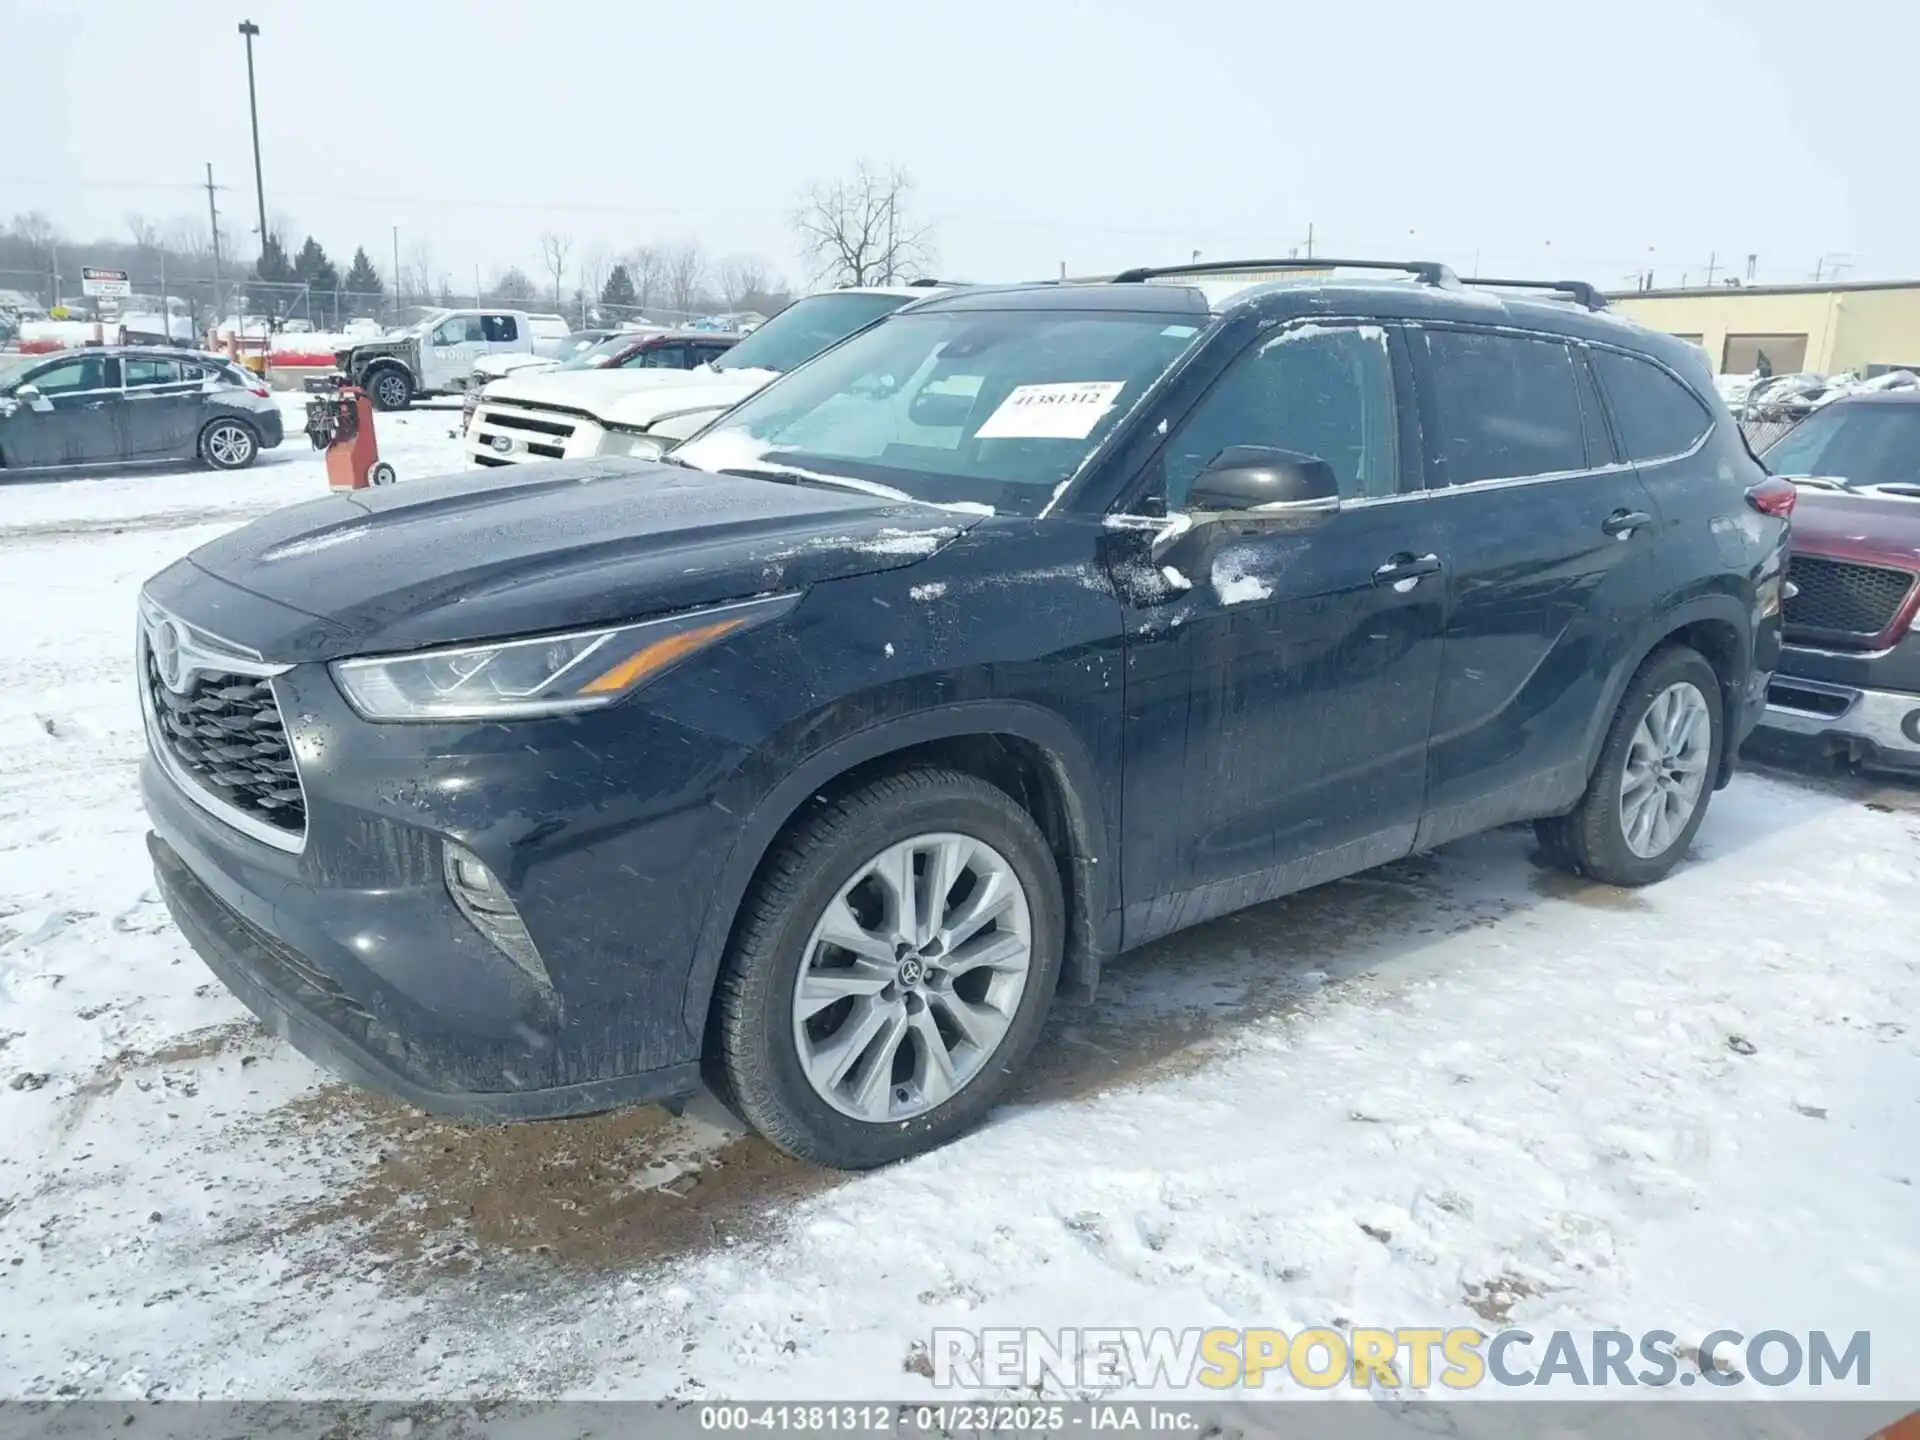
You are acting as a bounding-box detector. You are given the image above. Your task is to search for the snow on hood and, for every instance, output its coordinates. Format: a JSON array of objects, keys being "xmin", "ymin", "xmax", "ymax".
[
  {"xmin": 486, "ymin": 365, "xmax": 778, "ymax": 428},
  {"xmin": 473, "ymin": 351, "xmax": 557, "ymax": 380}
]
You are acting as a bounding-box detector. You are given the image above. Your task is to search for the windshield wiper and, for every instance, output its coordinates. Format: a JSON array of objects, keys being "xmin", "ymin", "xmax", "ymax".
[
  {"xmin": 1788, "ymin": 475, "xmax": 1858, "ymax": 492},
  {"xmin": 717, "ymin": 464, "xmax": 913, "ymax": 502}
]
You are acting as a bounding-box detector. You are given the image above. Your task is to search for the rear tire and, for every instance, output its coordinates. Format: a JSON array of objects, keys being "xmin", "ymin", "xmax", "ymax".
[
  {"xmin": 708, "ymin": 768, "xmax": 1064, "ymax": 1169},
  {"xmin": 366, "ymin": 367, "xmax": 413, "ymax": 411},
  {"xmin": 1537, "ymin": 645, "xmax": 1724, "ymax": 887},
  {"xmin": 199, "ymin": 418, "xmax": 259, "ymax": 471}
]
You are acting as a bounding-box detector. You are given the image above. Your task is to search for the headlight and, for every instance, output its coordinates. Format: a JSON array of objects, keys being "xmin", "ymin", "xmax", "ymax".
[
  {"xmin": 604, "ymin": 427, "xmax": 666, "ymax": 460},
  {"xmin": 331, "ymin": 594, "xmax": 797, "ymax": 721}
]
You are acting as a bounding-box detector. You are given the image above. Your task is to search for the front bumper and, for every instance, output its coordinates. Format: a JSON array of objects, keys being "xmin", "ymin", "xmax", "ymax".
[
  {"xmin": 1758, "ymin": 676, "xmax": 1920, "ymax": 769},
  {"xmin": 135, "ymin": 640, "xmax": 759, "ymax": 1119}
]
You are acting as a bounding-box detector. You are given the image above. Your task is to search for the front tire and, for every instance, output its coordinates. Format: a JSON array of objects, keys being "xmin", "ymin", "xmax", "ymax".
[
  {"xmin": 199, "ymin": 418, "xmax": 259, "ymax": 471},
  {"xmin": 366, "ymin": 367, "xmax": 413, "ymax": 411},
  {"xmin": 1537, "ymin": 645, "xmax": 1724, "ymax": 887},
  {"xmin": 709, "ymin": 768, "xmax": 1064, "ymax": 1169}
]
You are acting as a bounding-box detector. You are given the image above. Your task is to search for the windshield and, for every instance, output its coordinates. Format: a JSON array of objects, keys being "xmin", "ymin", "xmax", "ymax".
[
  {"xmin": 0, "ymin": 353, "xmax": 40, "ymax": 389},
  {"xmin": 557, "ymin": 334, "xmax": 638, "ymax": 370},
  {"xmin": 675, "ymin": 308, "xmax": 1204, "ymax": 516},
  {"xmin": 711, "ymin": 292, "xmax": 913, "ymax": 374},
  {"xmin": 1762, "ymin": 403, "xmax": 1920, "ymax": 487}
]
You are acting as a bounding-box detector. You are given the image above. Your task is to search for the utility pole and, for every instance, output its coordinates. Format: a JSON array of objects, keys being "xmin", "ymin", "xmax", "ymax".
[
  {"xmin": 205, "ymin": 163, "xmax": 223, "ymax": 336},
  {"xmin": 392, "ymin": 225, "xmax": 401, "ymax": 320},
  {"xmin": 884, "ymin": 192, "xmax": 896, "ymax": 285},
  {"xmin": 1704, "ymin": 252, "xmax": 1718, "ymax": 286},
  {"xmin": 1305, "ymin": 222, "xmax": 1315, "ymax": 260},
  {"xmin": 237, "ymin": 21, "xmax": 268, "ymax": 257}
]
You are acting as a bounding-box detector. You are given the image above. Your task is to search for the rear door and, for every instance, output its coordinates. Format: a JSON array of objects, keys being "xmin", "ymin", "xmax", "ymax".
[
  {"xmin": 121, "ymin": 355, "xmax": 206, "ymax": 457},
  {"xmin": 1406, "ymin": 325, "xmax": 1665, "ymax": 846},
  {"xmin": 1, "ymin": 353, "xmax": 124, "ymax": 466},
  {"xmin": 480, "ymin": 313, "xmax": 522, "ymax": 360}
]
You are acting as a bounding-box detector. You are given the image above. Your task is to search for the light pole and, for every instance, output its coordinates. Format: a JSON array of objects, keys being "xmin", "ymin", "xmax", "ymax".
[{"xmin": 237, "ymin": 20, "xmax": 268, "ymax": 257}]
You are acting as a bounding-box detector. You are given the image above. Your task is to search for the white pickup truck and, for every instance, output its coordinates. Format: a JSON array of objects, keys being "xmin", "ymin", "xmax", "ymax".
[
  {"xmin": 464, "ymin": 285, "xmax": 944, "ymax": 466},
  {"xmin": 332, "ymin": 308, "xmax": 537, "ymax": 410}
]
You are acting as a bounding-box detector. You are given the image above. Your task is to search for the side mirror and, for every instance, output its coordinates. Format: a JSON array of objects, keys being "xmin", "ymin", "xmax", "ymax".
[
  {"xmin": 14, "ymin": 383, "xmax": 52, "ymax": 412},
  {"xmin": 1189, "ymin": 446, "xmax": 1340, "ymax": 516}
]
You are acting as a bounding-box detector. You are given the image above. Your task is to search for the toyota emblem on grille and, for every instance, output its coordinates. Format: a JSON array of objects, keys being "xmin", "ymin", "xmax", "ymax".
[
  {"xmin": 490, "ymin": 436, "xmax": 513, "ymax": 453},
  {"xmin": 150, "ymin": 619, "xmax": 190, "ymax": 693}
]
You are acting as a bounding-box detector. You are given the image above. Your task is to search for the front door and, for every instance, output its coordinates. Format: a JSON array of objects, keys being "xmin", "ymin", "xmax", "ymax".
[
  {"xmin": 120, "ymin": 354, "xmax": 206, "ymax": 458},
  {"xmin": 1111, "ymin": 320, "xmax": 1448, "ymax": 943},
  {"xmin": 1405, "ymin": 325, "xmax": 1666, "ymax": 847},
  {"xmin": 2, "ymin": 353, "xmax": 124, "ymax": 466},
  {"xmin": 425, "ymin": 314, "xmax": 487, "ymax": 389}
]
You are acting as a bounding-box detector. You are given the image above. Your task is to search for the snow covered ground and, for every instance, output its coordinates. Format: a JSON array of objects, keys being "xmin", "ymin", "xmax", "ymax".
[{"xmin": 1, "ymin": 411, "xmax": 1917, "ymax": 1403}]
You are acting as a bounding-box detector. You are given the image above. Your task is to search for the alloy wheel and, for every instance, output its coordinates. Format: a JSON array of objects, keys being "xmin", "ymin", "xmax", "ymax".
[
  {"xmin": 375, "ymin": 374, "xmax": 407, "ymax": 408},
  {"xmin": 206, "ymin": 423, "xmax": 253, "ymax": 468},
  {"xmin": 1619, "ymin": 680, "xmax": 1712, "ymax": 859},
  {"xmin": 791, "ymin": 831, "xmax": 1033, "ymax": 1122}
]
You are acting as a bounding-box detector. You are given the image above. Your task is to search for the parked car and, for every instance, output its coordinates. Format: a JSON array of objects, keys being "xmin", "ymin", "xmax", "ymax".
[
  {"xmin": 1, "ymin": 346, "xmax": 283, "ymax": 471},
  {"xmin": 1753, "ymin": 391, "xmax": 1920, "ymax": 770},
  {"xmin": 526, "ymin": 313, "xmax": 575, "ymax": 359},
  {"xmin": 459, "ymin": 329, "xmax": 742, "ymax": 433},
  {"xmin": 331, "ymin": 308, "xmax": 535, "ymax": 411},
  {"xmin": 464, "ymin": 284, "xmax": 945, "ymax": 467},
  {"xmin": 137, "ymin": 259, "xmax": 1786, "ymax": 1169}
]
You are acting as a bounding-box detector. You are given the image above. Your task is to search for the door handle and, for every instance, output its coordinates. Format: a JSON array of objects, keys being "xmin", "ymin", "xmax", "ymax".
[
  {"xmin": 1372, "ymin": 553, "xmax": 1442, "ymax": 592},
  {"xmin": 1602, "ymin": 509, "xmax": 1654, "ymax": 539}
]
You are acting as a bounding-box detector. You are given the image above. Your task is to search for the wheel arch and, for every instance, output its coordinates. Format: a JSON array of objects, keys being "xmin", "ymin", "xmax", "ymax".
[
  {"xmin": 680, "ymin": 700, "xmax": 1119, "ymax": 1047},
  {"xmin": 197, "ymin": 412, "xmax": 260, "ymax": 460},
  {"xmin": 1583, "ymin": 593, "xmax": 1752, "ymax": 794}
]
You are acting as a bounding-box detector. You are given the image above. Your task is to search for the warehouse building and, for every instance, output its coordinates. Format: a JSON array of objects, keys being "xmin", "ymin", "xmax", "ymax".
[{"xmin": 1609, "ymin": 279, "xmax": 1920, "ymax": 377}]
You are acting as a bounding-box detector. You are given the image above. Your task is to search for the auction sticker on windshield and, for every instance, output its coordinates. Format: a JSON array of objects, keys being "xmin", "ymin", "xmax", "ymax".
[{"xmin": 975, "ymin": 381, "xmax": 1126, "ymax": 439}]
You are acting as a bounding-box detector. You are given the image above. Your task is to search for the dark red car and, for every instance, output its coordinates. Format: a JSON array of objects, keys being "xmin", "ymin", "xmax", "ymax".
[{"xmin": 1757, "ymin": 391, "xmax": 1920, "ymax": 769}]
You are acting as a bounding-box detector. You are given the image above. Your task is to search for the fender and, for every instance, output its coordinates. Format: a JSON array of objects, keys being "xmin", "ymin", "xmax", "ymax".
[
  {"xmin": 677, "ymin": 698, "xmax": 1118, "ymax": 1042},
  {"xmin": 1577, "ymin": 589, "xmax": 1754, "ymax": 794}
]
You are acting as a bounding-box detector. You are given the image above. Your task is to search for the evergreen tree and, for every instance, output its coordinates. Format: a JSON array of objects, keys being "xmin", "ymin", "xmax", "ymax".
[
  {"xmin": 599, "ymin": 262, "xmax": 638, "ymax": 315},
  {"xmin": 291, "ymin": 236, "xmax": 340, "ymax": 293},
  {"xmin": 341, "ymin": 247, "xmax": 382, "ymax": 317},
  {"xmin": 247, "ymin": 233, "xmax": 296, "ymax": 317}
]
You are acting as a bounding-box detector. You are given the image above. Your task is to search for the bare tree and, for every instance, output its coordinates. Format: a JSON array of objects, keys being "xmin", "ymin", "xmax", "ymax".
[
  {"xmin": 718, "ymin": 254, "xmax": 772, "ymax": 308},
  {"xmin": 9, "ymin": 210, "xmax": 58, "ymax": 258},
  {"xmin": 790, "ymin": 163, "xmax": 934, "ymax": 287},
  {"xmin": 402, "ymin": 240, "xmax": 435, "ymax": 304},
  {"xmin": 577, "ymin": 245, "xmax": 609, "ymax": 319},
  {"xmin": 659, "ymin": 241, "xmax": 706, "ymax": 320},
  {"xmin": 125, "ymin": 212, "xmax": 162, "ymax": 251},
  {"xmin": 623, "ymin": 244, "xmax": 662, "ymax": 315},
  {"xmin": 491, "ymin": 267, "xmax": 536, "ymax": 303},
  {"xmin": 539, "ymin": 231, "xmax": 574, "ymax": 308}
]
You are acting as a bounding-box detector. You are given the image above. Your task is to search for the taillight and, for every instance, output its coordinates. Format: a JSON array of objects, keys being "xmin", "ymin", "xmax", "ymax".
[
  {"xmin": 1746, "ymin": 477, "xmax": 1797, "ymax": 518},
  {"xmin": 249, "ymin": 386, "xmax": 271, "ymax": 398}
]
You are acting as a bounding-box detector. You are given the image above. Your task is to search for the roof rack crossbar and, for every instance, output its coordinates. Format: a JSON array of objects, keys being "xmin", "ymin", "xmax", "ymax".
[
  {"xmin": 1109, "ymin": 257, "xmax": 1459, "ymax": 287},
  {"xmin": 1458, "ymin": 276, "xmax": 1608, "ymax": 311}
]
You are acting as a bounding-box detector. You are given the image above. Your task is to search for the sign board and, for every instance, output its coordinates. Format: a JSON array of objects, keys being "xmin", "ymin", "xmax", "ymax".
[{"xmin": 81, "ymin": 266, "xmax": 132, "ymax": 299}]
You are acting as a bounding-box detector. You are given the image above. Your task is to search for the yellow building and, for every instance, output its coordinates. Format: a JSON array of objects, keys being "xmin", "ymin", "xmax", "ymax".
[{"xmin": 1609, "ymin": 280, "xmax": 1920, "ymax": 377}]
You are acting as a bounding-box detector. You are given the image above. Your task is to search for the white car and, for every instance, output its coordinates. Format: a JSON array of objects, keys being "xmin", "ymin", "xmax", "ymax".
[{"xmin": 465, "ymin": 285, "xmax": 945, "ymax": 467}]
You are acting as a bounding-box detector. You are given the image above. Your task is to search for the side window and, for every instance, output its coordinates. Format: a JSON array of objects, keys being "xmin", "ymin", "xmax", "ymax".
[
  {"xmin": 1421, "ymin": 330, "xmax": 1588, "ymax": 484},
  {"xmin": 1589, "ymin": 348, "xmax": 1714, "ymax": 462},
  {"xmin": 125, "ymin": 357, "xmax": 186, "ymax": 388},
  {"xmin": 481, "ymin": 315, "xmax": 519, "ymax": 343},
  {"xmin": 1162, "ymin": 325, "xmax": 1402, "ymax": 507},
  {"xmin": 642, "ymin": 344, "xmax": 686, "ymax": 368},
  {"xmin": 433, "ymin": 316, "xmax": 486, "ymax": 345},
  {"xmin": 28, "ymin": 355, "xmax": 110, "ymax": 395},
  {"xmin": 1571, "ymin": 349, "xmax": 1619, "ymax": 465}
]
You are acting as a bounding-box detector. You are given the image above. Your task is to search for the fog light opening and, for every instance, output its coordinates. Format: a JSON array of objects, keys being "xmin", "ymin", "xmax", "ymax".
[{"xmin": 443, "ymin": 842, "xmax": 552, "ymax": 989}]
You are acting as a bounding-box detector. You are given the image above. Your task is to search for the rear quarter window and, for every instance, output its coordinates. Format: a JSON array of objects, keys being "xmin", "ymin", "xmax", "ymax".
[{"xmin": 1590, "ymin": 348, "xmax": 1713, "ymax": 462}]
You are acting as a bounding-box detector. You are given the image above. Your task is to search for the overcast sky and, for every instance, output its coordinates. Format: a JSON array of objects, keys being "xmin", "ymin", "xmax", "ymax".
[{"xmin": 2, "ymin": 0, "xmax": 1913, "ymax": 295}]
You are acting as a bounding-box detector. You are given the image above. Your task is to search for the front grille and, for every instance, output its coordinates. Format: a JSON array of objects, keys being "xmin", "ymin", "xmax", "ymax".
[
  {"xmin": 145, "ymin": 648, "xmax": 306, "ymax": 838},
  {"xmin": 1784, "ymin": 556, "xmax": 1916, "ymax": 638},
  {"xmin": 484, "ymin": 410, "xmax": 575, "ymax": 438}
]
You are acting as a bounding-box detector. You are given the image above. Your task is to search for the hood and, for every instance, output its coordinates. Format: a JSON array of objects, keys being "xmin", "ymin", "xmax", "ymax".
[
  {"xmin": 486, "ymin": 365, "xmax": 776, "ymax": 428},
  {"xmin": 338, "ymin": 335, "xmax": 416, "ymax": 367},
  {"xmin": 1788, "ymin": 489, "xmax": 1920, "ymax": 573},
  {"xmin": 474, "ymin": 352, "xmax": 555, "ymax": 380},
  {"xmin": 178, "ymin": 456, "xmax": 979, "ymax": 659}
]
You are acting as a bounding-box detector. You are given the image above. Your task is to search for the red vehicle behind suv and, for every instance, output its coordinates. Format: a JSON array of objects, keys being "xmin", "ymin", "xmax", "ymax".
[{"xmin": 1757, "ymin": 392, "xmax": 1920, "ymax": 769}]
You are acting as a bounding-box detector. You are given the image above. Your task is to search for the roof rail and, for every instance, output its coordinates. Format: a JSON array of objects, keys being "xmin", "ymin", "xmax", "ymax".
[
  {"xmin": 1109, "ymin": 257, "xmax": 1459, "ymax": 287},
  {"xmin": 1459, "ymin": 276, "xmax": 1608, "ymax": 311}
]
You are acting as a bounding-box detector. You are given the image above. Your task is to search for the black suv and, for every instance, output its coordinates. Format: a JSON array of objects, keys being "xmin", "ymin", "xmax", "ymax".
[{"xmin": 138, "ymin": 260, "xmax": 1790, "ymax": 1169}]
